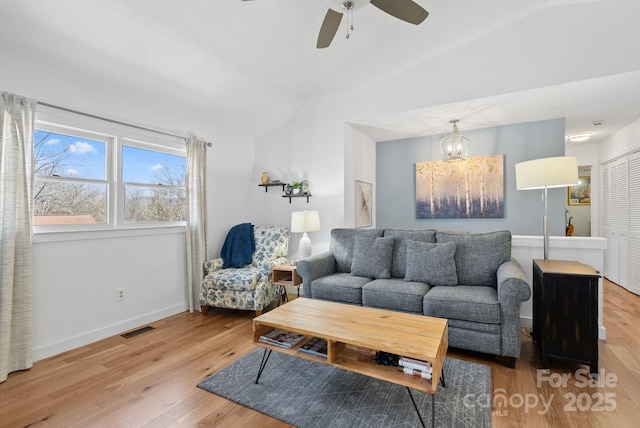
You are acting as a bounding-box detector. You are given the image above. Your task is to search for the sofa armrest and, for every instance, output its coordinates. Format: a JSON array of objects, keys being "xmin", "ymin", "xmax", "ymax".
[
  {"xmin": 496, "ymin": 257, "xmax": 532, "ymax": 359},
  {"xmin": 296, "ymin": 251, "xmax": 337, "ymax": 298},
  {"xmin": 203, "ymin": 258, "xmax": 225, "ymax": 276},
  {"xmin": 497, "ymin": 258, "xmax": 531, "ymax": 304}
]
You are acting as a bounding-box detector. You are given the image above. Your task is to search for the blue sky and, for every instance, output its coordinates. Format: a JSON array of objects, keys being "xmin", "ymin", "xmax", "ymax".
[{"xmin": 35, "ymin": 130, "xmax": 185, "ymax": 184}]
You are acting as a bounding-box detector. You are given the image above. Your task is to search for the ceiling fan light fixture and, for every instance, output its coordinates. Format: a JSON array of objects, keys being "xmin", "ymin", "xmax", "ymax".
[
  {"xmin": 324, "ymin": 0, "xmax": 370, "ymax": 13},
  {"xmin": 567, "ymin": 132, "xmax": 593, "ymax": 143},
  {"xmin": 440, "ymin": 120, "xmax": 470, "ymax": 162}
]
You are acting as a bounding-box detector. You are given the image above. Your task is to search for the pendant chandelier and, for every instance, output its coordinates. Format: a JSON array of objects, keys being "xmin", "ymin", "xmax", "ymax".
[{"xmin": 440, "ymin": 120, "xmax": 470, "ymax": 162}]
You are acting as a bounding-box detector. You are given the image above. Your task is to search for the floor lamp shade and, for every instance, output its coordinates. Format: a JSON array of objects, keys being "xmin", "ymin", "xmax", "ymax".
[
  {"xmin": 515, "ymin": 156, "xmax": 579, "ymax": 190},
  {"xmin": 515, "ymin": 156, "xmax": 578, "ymax": 259},
  {"xmin": 291, "ymin": 211, "xmax": 321, "ymax": 259}
]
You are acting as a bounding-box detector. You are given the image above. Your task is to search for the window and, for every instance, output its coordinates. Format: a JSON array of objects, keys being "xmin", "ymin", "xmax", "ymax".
[
  {"xmin": 121, "ymin": 145, "xmax": 186, "ymax": 223},
  {"xmin": 33, "ymin": 115, "xmax": 186, "ymax": 232},
  {"xmin": 34, "ymin": 128, "xmax": 109, "ymax": 226}
]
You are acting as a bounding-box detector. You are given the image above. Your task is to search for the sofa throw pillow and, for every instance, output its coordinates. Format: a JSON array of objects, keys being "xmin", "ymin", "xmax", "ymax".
[
  {"xmin": 351, "ymin": 236, "xmax": 395, "ymax": 279},
  {"xmin": 383, "ymin": 229, "xmax": 437, "ymax": 278},
  {"xmin": 435, "ymin": 230, "xmax": 511, "ymax": 287},
  {"xmin": 404, "ymin": 240, "xmax": 458, "ymax": 286}
]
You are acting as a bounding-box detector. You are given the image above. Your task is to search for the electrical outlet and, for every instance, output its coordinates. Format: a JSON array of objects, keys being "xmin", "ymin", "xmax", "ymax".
[{"xmin": 116, "ymin": 288, "xmax": 125, "ymax": 302}]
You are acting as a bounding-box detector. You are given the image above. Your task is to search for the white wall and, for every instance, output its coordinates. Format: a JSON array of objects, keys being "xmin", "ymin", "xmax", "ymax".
[
  {"xmin": 2, "ymin": 58, "xmax": 257, "ymax": 361},
  {"xmin": 344, "ymin": 125, "xmax": 377, "ymax": 228},
  {"xmin": 32, "ymin": 231, "xmax": 186, "ymax": 360},
  {"xmin": 599, "ymin": 118, "xmax": 640, "ymax": 163}
]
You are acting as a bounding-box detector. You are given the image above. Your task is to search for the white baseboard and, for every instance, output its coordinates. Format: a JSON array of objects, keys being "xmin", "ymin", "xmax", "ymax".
[{"xmin": 33, "ymin": 303, "xmax": 187, "ymax": 361}]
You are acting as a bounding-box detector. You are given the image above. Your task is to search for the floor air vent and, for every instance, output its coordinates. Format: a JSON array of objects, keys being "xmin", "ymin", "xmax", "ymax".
[{"xmin": 121, "ymin": 325, "xmax": 155, "ymax": 339}]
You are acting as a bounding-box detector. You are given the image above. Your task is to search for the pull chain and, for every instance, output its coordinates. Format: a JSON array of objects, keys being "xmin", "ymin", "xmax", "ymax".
[{"xmin": 344, "ymin": 1, "xmax": 354, "ymax": 40}]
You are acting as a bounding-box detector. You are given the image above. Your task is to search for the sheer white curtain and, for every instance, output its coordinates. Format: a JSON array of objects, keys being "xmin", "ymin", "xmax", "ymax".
[
  {"xmin": 185, "ymin": 134, "xmax": 208, "ymax": 312},
  {"xmin": 1, "ymin": 92, "xmax": 36, "ymax": 383}
]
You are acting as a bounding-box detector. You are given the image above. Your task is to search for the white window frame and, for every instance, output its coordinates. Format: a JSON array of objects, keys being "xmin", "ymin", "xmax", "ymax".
[
  {"xmin": 117, "ymin": 137, "xmax": 187, "ymax": 228},
  {"xmin": 33, "ymin": 105, "xmax": 187, "ymax": 241}
]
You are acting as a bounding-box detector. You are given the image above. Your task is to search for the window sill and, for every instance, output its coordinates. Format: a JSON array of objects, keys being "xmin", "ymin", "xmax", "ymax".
[{"xmin": 33, "ymin": 225, "xmax": 186, "ymax": 243}]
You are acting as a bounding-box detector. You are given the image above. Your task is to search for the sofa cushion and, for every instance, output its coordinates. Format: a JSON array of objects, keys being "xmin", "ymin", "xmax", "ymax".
[
  {"xmin": 362, "ymin": 278, "xmax": 430, "ymax": 313},
  {"xmin": 423, "ymin": 285, "xmax": 500, "ymax": 324},
  {"xmin": 405, "ymin": 241, "xmax": 458, "ymax": 286},
  {"xmin": 435, "ymin": 230, "xmax": 511, "ymax": 287},
  {"xmin": 310, "ymin": 273, "xmax": 371, "ymax": 304},
  {"xmin": 330, "ymin": 228, "xmax": 384, "ymax": 273},
  {"xmin": 351, "ymin": 236, "xmax": 395, "ymax": 279},
  {"xmin": 383, "ymin": 229, "xmax": 437, "ymax": 278}
]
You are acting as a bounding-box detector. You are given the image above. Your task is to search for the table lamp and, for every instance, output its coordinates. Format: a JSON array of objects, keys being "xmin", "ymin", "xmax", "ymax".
[
  {"xmin": 291, "ymin": 211, "xmax": 321, "ymax": 259},
  {"xmin": 515, "ymin": 156, "xmax": 578, "ymax": 259}
]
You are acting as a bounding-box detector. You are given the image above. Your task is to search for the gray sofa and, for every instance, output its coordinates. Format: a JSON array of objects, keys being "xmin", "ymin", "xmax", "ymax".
[{"xmin": 296, "ymin": 228, "xmax": 531, "ymax": 367}]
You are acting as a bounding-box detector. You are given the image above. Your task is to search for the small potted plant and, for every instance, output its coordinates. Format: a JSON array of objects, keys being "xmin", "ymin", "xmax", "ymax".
[{"xmin": 291, "ymin": 181, "xmax": 303, "ymax": 195}]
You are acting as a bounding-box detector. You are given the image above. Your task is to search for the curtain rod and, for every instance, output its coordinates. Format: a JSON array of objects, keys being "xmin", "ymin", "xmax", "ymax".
[{"xmin": 37, "ymin": 101, "xmax": 212, "ymax": 147}]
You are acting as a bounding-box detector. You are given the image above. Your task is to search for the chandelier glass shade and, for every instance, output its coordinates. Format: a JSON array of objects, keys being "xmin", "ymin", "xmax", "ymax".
[{"xmin": 440, "ymin": 120, "xmax": 470, "ymax": 162}]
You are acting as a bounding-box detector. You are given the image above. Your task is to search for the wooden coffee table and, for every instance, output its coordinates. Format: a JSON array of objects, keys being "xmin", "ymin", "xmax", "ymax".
[{"xmin": 253, "ymin": 298, "xmax": 448, "ymax": 428}]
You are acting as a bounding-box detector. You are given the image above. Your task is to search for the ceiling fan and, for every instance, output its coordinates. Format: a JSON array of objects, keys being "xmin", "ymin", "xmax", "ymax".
[{"xmin": 242, "ymin": 0, "xmax": 429, "ymax": 49}]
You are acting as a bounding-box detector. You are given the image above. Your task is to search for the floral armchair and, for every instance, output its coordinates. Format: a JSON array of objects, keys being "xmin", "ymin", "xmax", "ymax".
[{"xmin": 200, "ymin": 225, "xmax": 290, "ymax": 315}]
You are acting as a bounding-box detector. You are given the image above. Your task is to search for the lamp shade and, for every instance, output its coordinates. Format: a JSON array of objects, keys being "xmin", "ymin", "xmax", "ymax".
[
  {"xmin": 515, "ymin": 156, "xmax": 579, "ymax": 190},
  {"xmin": 290, "ymin": 211, "xmax": 321, "ymax": 233}
]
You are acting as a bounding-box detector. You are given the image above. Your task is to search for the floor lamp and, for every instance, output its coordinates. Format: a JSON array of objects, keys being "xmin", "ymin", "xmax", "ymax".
[
  {"xmin": 515, "ymin": 156, "xmax": 578, "ymax": 260},
  {"xmin": 291, "ymin": 211, "xmax": 321, "ymax": 260}
]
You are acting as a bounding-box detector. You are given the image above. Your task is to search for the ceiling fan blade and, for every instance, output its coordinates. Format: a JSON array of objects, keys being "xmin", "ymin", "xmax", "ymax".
[
  {"xmin": 317, "ymin": 9, "xmax": 343, "ymax": 49},
  {"xmin": 370, "ymin": 0, "xmax": 429, "ymax": 25}
]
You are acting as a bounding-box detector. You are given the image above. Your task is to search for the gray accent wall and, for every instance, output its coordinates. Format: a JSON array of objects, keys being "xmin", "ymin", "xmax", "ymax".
[{"xmin": 376, "ymin": 119, "xmax": 567, "ymax": 236}]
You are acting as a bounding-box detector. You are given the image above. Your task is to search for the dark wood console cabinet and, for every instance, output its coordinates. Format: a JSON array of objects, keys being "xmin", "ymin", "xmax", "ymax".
[{"xmin": 532, "ymin": 259, "xmax": 600, "ymax": 376}]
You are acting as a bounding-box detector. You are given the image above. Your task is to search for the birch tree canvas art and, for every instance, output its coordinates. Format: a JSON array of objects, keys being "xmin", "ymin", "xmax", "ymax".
[{"xmin": 415, "ymin": 155, "xmax": 504, "ymax": 219}]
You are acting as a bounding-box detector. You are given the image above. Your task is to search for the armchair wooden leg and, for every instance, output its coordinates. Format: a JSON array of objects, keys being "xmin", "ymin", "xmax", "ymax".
[
  {"xmin": 255, "ymin": 310, "xmax": 262, "ymax": 316},
  {"xmin": 200, "ymin": 305, "xmax": 209, "ymax": 315}
]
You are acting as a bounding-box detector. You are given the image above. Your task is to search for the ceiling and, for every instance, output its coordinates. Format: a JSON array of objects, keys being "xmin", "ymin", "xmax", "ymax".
[{"xmin": 1, "ymin": 0, "xmax": 639, "ymax": 146}]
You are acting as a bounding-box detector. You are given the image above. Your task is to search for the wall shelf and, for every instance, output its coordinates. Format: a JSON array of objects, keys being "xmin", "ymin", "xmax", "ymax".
[
  {"xmin": 258, "ymin": 183, "xmax": 286, "ymax": 192},
  {"xmin": 283, "ymin": 194, "xmax": 311, "ymax": 203}
]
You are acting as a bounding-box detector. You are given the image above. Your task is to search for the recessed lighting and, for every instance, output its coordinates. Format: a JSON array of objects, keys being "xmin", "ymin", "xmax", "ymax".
[{"xmin": 567, "ymin": 133, "xmax": 593, "ymax": 143}]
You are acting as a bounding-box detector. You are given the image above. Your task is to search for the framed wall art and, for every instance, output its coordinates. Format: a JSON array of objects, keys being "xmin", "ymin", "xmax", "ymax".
[
  {"xmin": 568, "ymin": 176, "xmax": 591, "ymax": 206},
  {"xmin": 415, "ymin": 154, "xmax": 504, "ymax": 219},
  {"xmin": 355, "ymin": 180, "xmax": 372, "ymax": 228}
]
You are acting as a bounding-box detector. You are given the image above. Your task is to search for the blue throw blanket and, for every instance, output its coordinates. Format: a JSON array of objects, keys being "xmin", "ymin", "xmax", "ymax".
[{"xmin": 221, "ymin": 223, "xmax": 255, "ymax": 268}]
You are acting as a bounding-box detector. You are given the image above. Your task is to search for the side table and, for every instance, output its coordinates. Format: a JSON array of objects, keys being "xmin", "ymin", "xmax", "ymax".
[
  {"xmin": 272, "ymin": 264, "xmax": 302, "ymax": 302},
  {"xmin": 532, "ymin": 259, "xmax": 600, "ymax": 377}
]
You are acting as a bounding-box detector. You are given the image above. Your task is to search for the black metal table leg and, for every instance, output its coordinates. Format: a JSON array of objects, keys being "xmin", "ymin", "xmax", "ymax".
[
  {"xmin": 254, "ymin": 348, "xmax": 272, "ymax": 384},
  {"xmin": 406, "ymin": 387, "xmax": 431, "ymax": 428}
]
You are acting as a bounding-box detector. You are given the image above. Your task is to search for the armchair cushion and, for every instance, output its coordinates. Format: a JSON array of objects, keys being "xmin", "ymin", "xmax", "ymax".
[
  {"xmin": 251, "ymin": 226, "xmax": 290, "ymax": 268},
  {"xmin": 204, "ymin": 267, "xmax": 262, "ymax": 293}
]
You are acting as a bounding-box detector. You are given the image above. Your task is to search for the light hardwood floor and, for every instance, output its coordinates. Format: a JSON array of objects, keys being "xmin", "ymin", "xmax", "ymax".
[{"xmin": 1, "ymin": 279, "xmax": 638, "ymax": 427}]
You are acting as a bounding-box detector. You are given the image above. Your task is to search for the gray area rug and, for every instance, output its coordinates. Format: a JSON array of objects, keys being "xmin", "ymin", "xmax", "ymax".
[{"xmin": 198, "ymin": 348, "xmax": 492, "ymax": 427}]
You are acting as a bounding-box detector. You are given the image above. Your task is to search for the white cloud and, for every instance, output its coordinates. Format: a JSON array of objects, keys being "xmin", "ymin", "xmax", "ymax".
[
  {"xmin": 151, "ymin": 163, "xmax": 164, "ymax": 171},
  {"xmin": 46, "ymin": 138, "xmax": 60, "ymax": 146},
  {"xmin": 68, "ymin": 141, "xmax": 97, "ymax": 154},
  {"xmin": 65, "ymin": 169, "xmax": 79, "ymax": 177}
]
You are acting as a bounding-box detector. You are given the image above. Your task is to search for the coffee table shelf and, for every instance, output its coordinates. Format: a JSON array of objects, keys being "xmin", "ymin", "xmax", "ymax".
[{"xmin": 253, "ymin": 298, "xmax": 447, "ymax": 394}]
